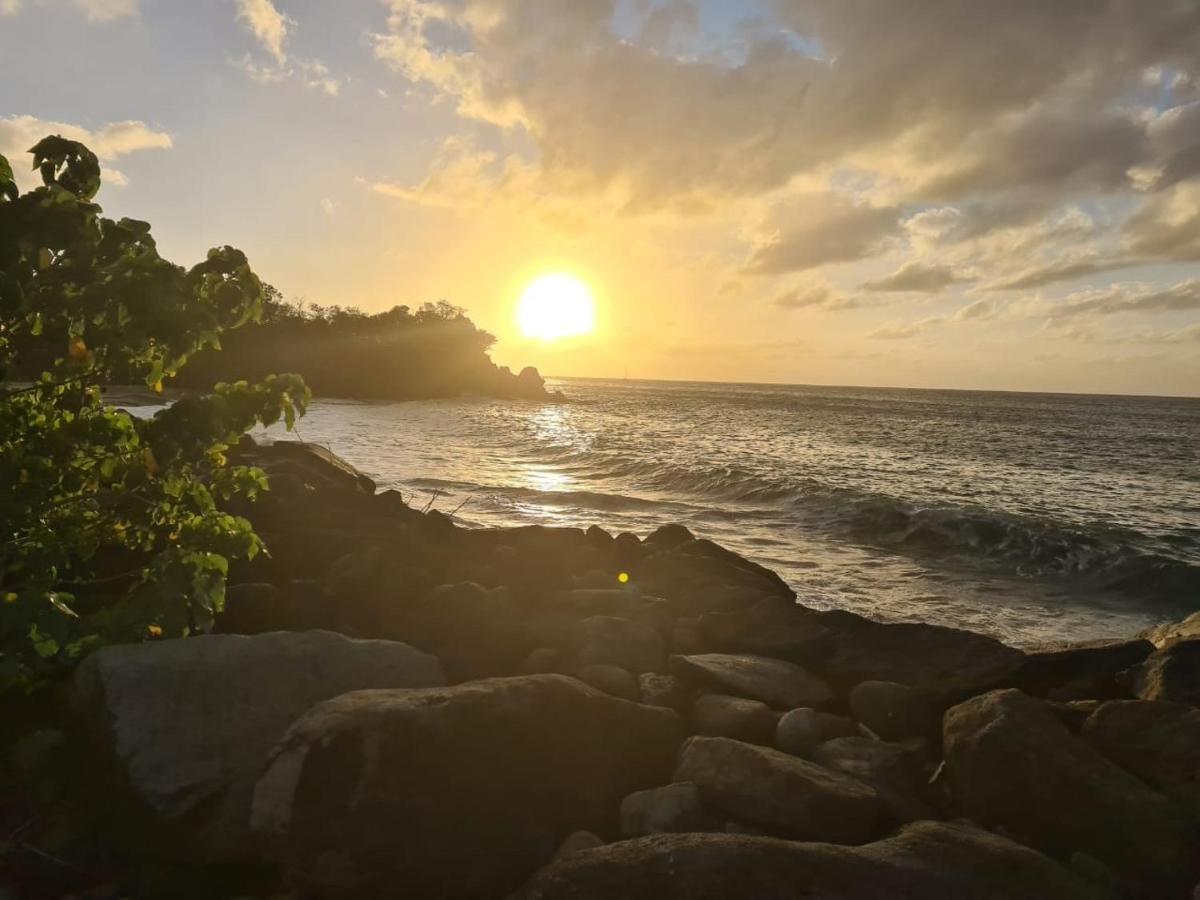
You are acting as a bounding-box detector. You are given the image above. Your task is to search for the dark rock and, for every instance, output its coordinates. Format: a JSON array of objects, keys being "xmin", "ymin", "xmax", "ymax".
[
  {"xmin": 545, "ymin": 589, "xmax": 673, "ymax": 638},
  {"xmin": 404, "ymin": 582, "xmax": 525, "ymax": 680},
  {"xmin": 612, "ymin": 532, "xmax": 644, "ymax": 569},
  {"xmin": 214, "ymin": 581, "xmax": 333, "ymax": 634},
  {"xmin": 643, "ymin": 524, "xmax": 694, "ymax": 550},
  {"xmin": 849, "ymin": 680, "xmax": 934, "ymax": 740},
  {"xmin": 689, "ymin": 694, "xmax": 777, "ymax": 745},
  {"xmin": 569, "ymin": 615, "xmax": 666, "ymax": 675},
  {"xmin": 575, "ymin": 664, "xmax": 640, "ymax": 701},
  {"xmin": 72, "ymin": 631, "xmax": 443, "ymax": 864},
  {"xmin": 811, "ymin": 737, "xmax": 938, "ymax": 824},
  {"xmin": 775, "ymin": 708, "xmax": 853, "ymax": 758},
  {"xmin": 1082, "ymin": 699, "xmax": 1200, "ymax": 814},
  {"xmin": 638, "ymin": 539, "xmax": 795, "ymax": 617},
  {"xmin": 585, "ymin": 525, "xmax": 614, "ymax": 547},
  {"xmin": 253, "ymin": 675, "xmax": 684, "ymax": 899},
  {"xmin": 943, "ymin": 688, "xmax": 1197, "ymax": 897},
  {"xmin": 1046, "ymin": 699, "xmax": 1103, "ymax": 732},
  {"xmin": 511, "ymin": 821, "xmax": 1101, "ymax": 900},
  {"xmin": 555, "ymin": 832, "xmax": 604, "ymax": 858},
  {"xmin": 257, "ymin": 440, "xmax": 376, "ymax": 495},
  {"xmin": 1133, "ymin": 638, "xmax": 1200, "ymax": 706},
  {"xmin": 638, "ymin": 673, "xmax": 692, "ymax": 712},
  {"xmin": 697, "ymin": 598, "xmax": 829, "ymax": 665},
  {"xmin": 669, "ymin": 618, "xmax": 706, "ymax": 655},
  {"xmin": 670, "ymin": 653, "xmax": 833, "ymax": 710},
  {"xmin": 524, "ymin": 647, "xmax": 563, "ymax": 674},
  {"xmin": 673, "ymin": 736, "xmax": 884, "ymax": 843},
  {"xmin": 1016, "ymin": 637, "xmax": 1153, "ymax": 700},
  {"xmin": 619, "ymin": 782, "xmax": 722, "ymax": 838},
  {"xmin": 815, "ymin": 611, "xmax": 1025, "ymax": 701}
]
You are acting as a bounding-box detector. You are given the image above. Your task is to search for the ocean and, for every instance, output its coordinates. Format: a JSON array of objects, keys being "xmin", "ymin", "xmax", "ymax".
[{"xmin": 229, "ymin": 378, "xmax": 1199, "ymax": 648}]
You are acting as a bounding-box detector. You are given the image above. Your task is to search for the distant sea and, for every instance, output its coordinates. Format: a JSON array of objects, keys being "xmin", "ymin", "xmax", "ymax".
[{"xmin": 131, "ymin": 378, "xmax": 1200, "ymax": 646}]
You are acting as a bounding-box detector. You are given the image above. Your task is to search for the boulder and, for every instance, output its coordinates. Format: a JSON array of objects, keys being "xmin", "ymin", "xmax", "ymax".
[
  {"xmin": 545, "ymin": 589, "xmax": 673, "ymax": 638},
  {"xmin": 815, "ymin": 611, "xmax": 1025, "ymax": 701},
  {"xmin": 524, "ymin": 647, "xmax": 563, "ymax": 674},
  {"xmin": 638, "ymin": 673, "xmax": 691, "ymax": 712},
  {"xmin": 575, "ymin": 664, "xmax": 640, "ymax": 701},
  {"xmin": 774, "ymin": 708, "xmax": 857, "ymax": 758},
  {"xmin": 214, "ymin": 581, "xmax": 333, "ymax": 635},
  {"xmin": 256, "ymin": 440, "xmax": 376, "ymax": 495},
  {"xmin": 1133, "ymin": 638, "xmax": 1200, "ymax": 706},
  {"xmin": 403, "ymin": 582, "xmax": 525, "ymax": 680},
  {"xmin": 555, "ymin": 831, "xmax": 604, "ymax": 858},
  {"xmin": 569, "ymin": 615, "xmax": 666, "ymax": 674},
  {"xmin": 670, "ymin": 653, "xmax": 833, "ymax": 710},
  {"xmin": 619, "ymin": 782, "xmax": 722, "ymax": 838},
  {"xmin": 1082, "ymin": 699, "xmax": 1200, "ymax": 814},
  {"xmin": 673, "ymin": 736, "xmax": 884, "ymax": 843},
  {"xmin": 1016, "ymin": 637, "xmax": 1153, "ymax": 700},
  {"xmin": 510, "ymin": 821, "xmax": 1102, "ymax": 900},
  {"xmin": 689, "ymin": 694, "xmax": 777, "ymax": 745},
  {"xmin": 252, "ymin": 674, "xmax": 684, "ymax": 899},
  {"xmin": 638, "ymin": 539, "xmax": 795, "ymax": 616},
  {"xmin": 943, "ymin": 688, "xmax": 1197, "ymax": 897},
  {"xmin": 669, "ymin": 618, "xmax": 706, "ymax": 655},
  {"xmin": 697, "ymin": 598, "xmax": 829, "ymax": 664},
  {"xmin": 643, "ymin": 524, "xmax": 695, "ymax": 551},
  {"xmin": 71, "ymin": 631, "xmax": 444, "ymax": 863},
  {"xmin": 811, "ymin": 737, "xmax": 938, "ymax": 824},
  {"xmin": 848, "ymin": 680, "xmax": 933, "ymax": 740},
  {"xmin": 1140, "ymin": 611, "xmax": 1200, "ymax": 648}
]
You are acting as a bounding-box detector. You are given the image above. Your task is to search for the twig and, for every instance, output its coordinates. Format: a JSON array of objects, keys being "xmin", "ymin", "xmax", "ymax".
[
  {"xmin": 16, "ymin": 841, "xmax": 90, "ymax": 874},
  {"xmin": 449, "ymin": 495, "xmax": 472, "ymax": 517},
  {"xmin": 420, "ymin": 489, "xmax": 443, "ymax": 514}
]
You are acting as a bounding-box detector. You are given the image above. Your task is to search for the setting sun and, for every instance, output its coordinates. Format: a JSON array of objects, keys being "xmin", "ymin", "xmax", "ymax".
[{"xmin": 516, "ymin": 273, "xmax": 596, "ymax": 341}]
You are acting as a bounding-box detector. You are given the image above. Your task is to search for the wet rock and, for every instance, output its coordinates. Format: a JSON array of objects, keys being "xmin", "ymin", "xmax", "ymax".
[
  {"xmin": 1140, "ymin": 611, "xmax": 1200, "ymax": 648},
  {"xmin": 569, "ymin": 615, "xmax": 666, "ymax": 675},
  {"xmin": 619, "ymin": 782, "xmax": 722, "ymax": 838},
  {"xmin": 689, "ymin": 694, "xmax": 777, "ymax": 745},
  {"xmin": 774, "ymin": 708, "xmax": 856, "ymax": 758},
  {"xmin": 253, "ymin": 675, "xmax": 684, "ymax": 899},
  {"xmin": 1016, "ymin": 637, "xmax": 1153, "ymax": 700},
  {"xmin": 944, "ymin": 688, "xmax": 1196, "ymax": 897},
  {"xmin": 815, "ymin": 611, "xmax": 1025, "ymax": 701},
  {"xmin": 1082, "ymin": 699, "xmax": 1200, "ymax": 814},
  {"xmin": 849, "ymin": 680, "xmax": 933, "ymax": 740},
  {"xmin": 576, "ymin": 664, "xmax": 641, "ymax": 701},
  {"xmin": 810, "ymin": 737, "xmax": 938, "ymax": 824},
  {"xmin": 1133, "ymin": 639, "xmax": 1200, "ymax": 706},
  {"xmin": 673, "ymin": 736, "xmax": 884, "ymax": 843},
  {"xmin": 510, "ymin": 821, "xmax": 1101, "ymax": 900},
  {"xmin": 638, "ymin": 673, "xmax": 692, "ymax": 712},
  {"xmin": 72, "ymin": 631, "xmax": 444, "ymax": 864},
  {"xmin": 643, "ymin": 524, "xmax": 695, "ymax": 551},
  {"xmin": 638, "ymin": 539, "xmax": 795, "ymax": 617},
  {"xmin": 670, "ymin": 653, "xmax": 833, "ymax": 710}
]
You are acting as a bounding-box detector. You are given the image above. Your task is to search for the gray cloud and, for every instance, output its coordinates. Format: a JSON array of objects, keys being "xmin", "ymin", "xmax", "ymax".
[
  {"xmin": 862, "ymin": 261, "xmax": 967, "ymax": 293},
  {"xmin": 1048, "ymin": 279, "xmax": 1200, "ymax": 319},
  {"xmin": 746, "ymin": 193, "xmax": 900, "ymax": 274}
]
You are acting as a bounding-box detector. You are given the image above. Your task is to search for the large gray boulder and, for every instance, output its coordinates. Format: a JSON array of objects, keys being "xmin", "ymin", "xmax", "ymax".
[
  {"xmin": 568, "ymin": 615, "xmax": 666, "ymax": 674},
  {"xmin": 637, "ymin": 539, "xmax": 795, "ymax": 616},
  {"xmin": 815, "ymin": 611, "xmax": 1025, "ymax": 700},
  {"xmin": 673, "ymin": 736, "xmax": 884, "ymax": 844},
  {"xmin": 810, "ymin": 737, "xmax": 937, "ymax": 824},
  {"xmin": 775, "ymin": 708, "xmax": 858, "ymax": 758},
  {"xmin": 689, "ymin": 694, "xmax": 777, "ymax": 744},
  {"xmin": 71, "ymin": 630, "xmax": 444, "ymax": 863},
  {"xmin": 1082, "ymin": 699, "xmax": 1200, "ymax": 815},
  {"xmin": 670, "ymin": 653, "xmax": 833, "ymax": 709},
  {"xmin": 944, "ymin": 688, "xmax": 1197, "ymax": 897},
  {"xmin": 618, "ymin": 782, "xmax": 721, "ymax": 838},
  {"xmin": 510, "ymin": 821, "xmax": 1104, "ymax": 900},
  {"xmin": 1015, "ymin": 637, "xmax": 1153, "ymax": 700},
  {"xmin": 252, "ymin": 674, "xmax": 684, "ymax": 899},
  {"xmin": 696, "ymin": 598, "xmax": 829, "ymax": 663},
  {"xmin": 1141, "ymin": 611, "xmax": 1200, "ymax": 648},
  {"xmin": 1133, "ymin": 638, "xmax": 1200, "ymax": 706},
  {"xmin": 848, "ymin": 680, "xmax": 933, "ymax": 740}
]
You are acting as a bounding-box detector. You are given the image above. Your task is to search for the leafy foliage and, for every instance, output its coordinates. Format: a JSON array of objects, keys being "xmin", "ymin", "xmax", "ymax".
[{"xmin": 0, "ymin": 136, "xmax": 310, "ymax": 692}]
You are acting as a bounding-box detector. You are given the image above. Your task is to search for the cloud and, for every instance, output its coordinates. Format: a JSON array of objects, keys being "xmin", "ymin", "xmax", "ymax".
[
  {"xmin": 746, "ymin": 193, "xmax": 900, "ymax": 274},
  {"xmin": 869, "ymin": 316, "xmax": 944, "ymax": 340},
  {"xmin": 772, "ymin": 280, "xmax": 864, "ymax": 311},
  {"xmin": 985, "ymin": 256, "xmax": 1141, "ymax": 292},
  {"xmin": 237, "ymin": 0, "xmax": 291, "ymax": 66},
  {"xmin": 234, "ymin": 0, "xmax": 341, "ymax": 95},
  {"xmin": 862, "ymin": 261, "xmax": 967, "ymax": 293},
  {"xmin": 2, "ymin": 0, "xmax": 137, "ymax": 19},
  {"xmin": 1048, "ymin": 279, "xmax": 1200, "ymax": 320},
  {"xmin": 952, "ymin": 298, "xmax": 998, "ymax": 321},
  {"xmin": 1123, "ymin": 182, "xmax": 1200, "ymax": 262},
  {"xmin": 0, "ymin": 115, "xmax": 172, "ymax": 189}
]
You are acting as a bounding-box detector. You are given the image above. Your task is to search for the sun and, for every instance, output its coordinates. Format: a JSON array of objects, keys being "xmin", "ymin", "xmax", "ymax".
[{"xmin": 517, "ymin": 273, "xmax": 596, "ymax": 340}]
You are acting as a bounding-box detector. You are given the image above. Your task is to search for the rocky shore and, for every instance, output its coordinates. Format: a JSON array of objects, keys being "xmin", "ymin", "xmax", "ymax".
[{"xmin": 7, "ymin": 440, "xmax": 1200, "ymax": 898}]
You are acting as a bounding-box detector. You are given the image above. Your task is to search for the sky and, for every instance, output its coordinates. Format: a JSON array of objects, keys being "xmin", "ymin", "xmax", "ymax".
[{"xmin": 2, "ymin": 0, "xmax": 1200, "ymax": 396}]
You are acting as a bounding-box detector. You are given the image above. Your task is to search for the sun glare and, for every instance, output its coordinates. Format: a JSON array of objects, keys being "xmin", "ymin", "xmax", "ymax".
[{"xmin": 517, "ymin": 273, "xmax": 596, "ymax": 341}]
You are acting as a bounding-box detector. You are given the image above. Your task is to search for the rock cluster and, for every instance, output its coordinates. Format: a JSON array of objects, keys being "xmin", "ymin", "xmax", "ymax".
[{"xmin": 44, "ymin": 442, "xmax": 1200, "ymax": 898}]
